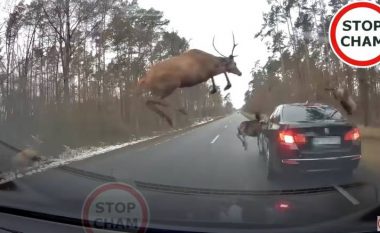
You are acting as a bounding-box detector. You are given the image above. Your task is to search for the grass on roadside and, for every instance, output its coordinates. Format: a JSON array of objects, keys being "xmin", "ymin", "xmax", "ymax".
[{"xmin": 359, "ymin": 126, "xmax": 380, "ymax": 140}]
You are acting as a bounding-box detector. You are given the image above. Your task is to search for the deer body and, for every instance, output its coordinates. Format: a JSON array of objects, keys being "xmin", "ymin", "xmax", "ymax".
[
  {"xmin": 325, "ymin": 87, "xmax": 357, "ymax": 115},
  {"xmin": 139, "ymin": 35, "xmax": 241, "ymax": 126},
  {"xmin": 141, "ymin": 49, "xmax": 225, "ymax": 94},
  {"xmin": 236, "ymin": 113, "xmax": 268, "ymax": 150}
]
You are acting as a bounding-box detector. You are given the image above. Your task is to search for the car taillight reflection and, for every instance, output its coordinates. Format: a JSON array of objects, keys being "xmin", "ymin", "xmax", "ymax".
[
  {"xmin": 344, "ymin": 128, "xmax": 360, "ymax": 141},
  {"xmin": 275, "ymin": 200, "xmax": 291, "ymax": 212},
  {"xmin": 279, "ymin": 130, "xmax": 306, "ymax": 144}
]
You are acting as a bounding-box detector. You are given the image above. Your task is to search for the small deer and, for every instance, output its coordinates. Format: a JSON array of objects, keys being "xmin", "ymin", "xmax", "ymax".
[
  {"xmin": 325, "ymin": 87, "xmax": 357, "ymax": 115},
  {"xmin": 237, "ymin": 113, "xmax": 268, "ymax": 150},
  {"xmin": 0, "ymin": 139, "xmax": 42, "ymax": 173},
  {"xmin": 138, "ymin": 34, "xmax": 242, "ymax": 126}
]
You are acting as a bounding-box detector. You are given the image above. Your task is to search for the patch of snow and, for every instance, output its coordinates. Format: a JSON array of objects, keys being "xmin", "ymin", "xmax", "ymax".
[
  {"xmin": 0, "ymin": 136, "xmax": 158, "ymax": 185},
  {"xmin": 0, "ymin": 117, "xmax": 216, "ymax": 185},
  {"xmin": 191, "ymin": 117, "xmax": 215, "ymax": 127}
]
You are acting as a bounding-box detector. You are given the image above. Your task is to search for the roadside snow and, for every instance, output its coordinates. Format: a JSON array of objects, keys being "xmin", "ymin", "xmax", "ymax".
[
  {"xmin": 191, "ymin": 117, "xmax": 215, "ymax": 127},
  {"xmin": 0, "ymin": 117, "xmax": 215, "ymax": 185},
  {"xmin": 0, "ymin": 136, "xmax": 159, "ymax": 185}
]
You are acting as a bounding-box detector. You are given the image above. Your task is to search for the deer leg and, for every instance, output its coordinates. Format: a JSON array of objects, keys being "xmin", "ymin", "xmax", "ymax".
[
  {"xmin": 147, "ymin": 99, "xmax": 187, "ymax": 115},
  {"xmin": 146, "ymin": 100, "xmax": 173, "ymax": 127},
  {"xmin": 224, "ymin": 73, "xmax": 231, "ymax": 91},
  {"xmin": 177, "ymin": 108, "xmax": 187, "ymax": 115},
  {"xmin": 236, "ymin": 128, "xmax": 247, "ymax": 150},
  {"xmin": 146, "ymin": 99, "xmax": 170, "ymax": 108},
  {"xmin": 210, "ymin": 77, "xmax": 217, "ymax": 94},
  {"xmin": 242, "ymin": 135, "xmax": 247, "ymax": 150}
]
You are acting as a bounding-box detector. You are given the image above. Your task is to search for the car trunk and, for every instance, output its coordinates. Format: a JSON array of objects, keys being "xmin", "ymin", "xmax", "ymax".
[{"xmin": 285, "ymin": 121, "xmax": 360, "ymax": 159}]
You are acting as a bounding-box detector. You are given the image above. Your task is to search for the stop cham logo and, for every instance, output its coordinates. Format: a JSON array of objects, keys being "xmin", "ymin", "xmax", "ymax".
[
  {"xmin": 82, "ymin": 182, "xmax": 150, "ymax": 233},
  {"xmin": 329, "ymin": 1, "xmax": 380, "ymax": 67}
]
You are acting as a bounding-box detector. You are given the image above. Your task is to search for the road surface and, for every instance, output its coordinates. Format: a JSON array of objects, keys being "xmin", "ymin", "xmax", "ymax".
[
  {"xmin": 0, "ymin": 112, "xmax": 379, "ymax": 230},
  {"xmin": 66, "ymin": 112, "xmax": 380, "ymax": 190}
]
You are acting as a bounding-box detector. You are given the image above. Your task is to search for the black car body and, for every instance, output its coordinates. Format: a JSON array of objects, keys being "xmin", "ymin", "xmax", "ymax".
[{"xmin": 258, "ymin": 103, "xmax": 361, "ymax": 179}]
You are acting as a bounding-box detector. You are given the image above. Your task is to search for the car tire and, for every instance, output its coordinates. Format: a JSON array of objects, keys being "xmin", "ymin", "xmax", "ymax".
[
  {"xmin": 266, "ymin": 143, "xmax": 277, "ymax": 180},
  {"xmin": 258, "ymin": 134, "xmax": 265, "ymax": 156}
]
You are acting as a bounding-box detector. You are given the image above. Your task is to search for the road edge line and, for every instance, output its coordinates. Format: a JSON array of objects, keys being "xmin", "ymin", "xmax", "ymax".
[{"xmin": 334, "ymin": 185, "xmax": 360, "ymax": 205}]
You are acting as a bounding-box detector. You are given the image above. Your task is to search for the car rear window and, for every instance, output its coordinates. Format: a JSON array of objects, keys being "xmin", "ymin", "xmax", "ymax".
[{"xmin": 282, "ymin": 105, "xmax": 344, "ymax": 122}]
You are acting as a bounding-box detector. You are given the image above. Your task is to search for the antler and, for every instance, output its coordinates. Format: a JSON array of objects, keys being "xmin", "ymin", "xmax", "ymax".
[
  {"xmin": 213, "ymin": 33, "xmax": 238, "ymax": 58},
  {"xmin": 231, "ymin": 32, "xmax": 238, "ymax": 57},
  {"xmin": 212, "ymin": 36, "xmax": 227, "ymax": 57}
]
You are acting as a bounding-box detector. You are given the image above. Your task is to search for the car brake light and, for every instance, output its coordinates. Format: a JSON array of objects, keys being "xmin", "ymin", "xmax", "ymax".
[
  {"xmin": 279, "ymin": 130, "xmax": 306, "ymax": 144},
  {"xmin": 344, "ymin": 128, "xmax": 360, "ymax": 141}
]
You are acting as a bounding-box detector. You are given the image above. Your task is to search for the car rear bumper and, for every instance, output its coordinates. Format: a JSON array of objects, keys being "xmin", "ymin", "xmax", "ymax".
[{"xmin": 280, "ymin": 154, "xmax": 361, "ymax": 172}]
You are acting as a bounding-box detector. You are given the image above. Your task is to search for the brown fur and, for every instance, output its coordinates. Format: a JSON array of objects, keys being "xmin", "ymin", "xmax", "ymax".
[
  {"xmin": 139, "ymin": 45, "xmax": 241, "ymax": 127},
  {"xmin": 325, "ymin": 87, "xmax": 357, "ymax": 115},
  {"xmin": 13, "ymin": 149, "xmax": 41, "ymax": 168},
  {"xmin": 236, "ymin": 113, "xmax": 268, "ymax": 150},
  {"xmin": 140, "ymin": 49, "xmax": 232, "ymax": 96}
]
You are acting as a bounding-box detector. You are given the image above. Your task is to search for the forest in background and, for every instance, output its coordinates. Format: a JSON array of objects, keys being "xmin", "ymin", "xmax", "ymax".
[
  {"xmin": 243, "ymin": 0, "xmax": 380, "ymax": 127},
  {"xmin": 0, "ymin": 0, "xmax": 232, "ymax": 155}
]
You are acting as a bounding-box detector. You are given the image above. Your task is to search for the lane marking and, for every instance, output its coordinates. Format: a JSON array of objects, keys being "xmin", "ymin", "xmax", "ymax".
[
  {"xmin": 224, "ymin": 125, "xmax": 228, "ymax": 129},
  {"xmin": 210, "ymin": 135, "xmax": 220, "ymax": 144},
  {"xmin": 334, "ymin": 185, "xmax": 360, "ymax": 205}
]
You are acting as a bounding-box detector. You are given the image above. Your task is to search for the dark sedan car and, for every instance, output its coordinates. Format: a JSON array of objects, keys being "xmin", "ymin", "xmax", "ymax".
[{"xmin": 258, "ymin": 103, "xmax": 361, "ymax": 180}]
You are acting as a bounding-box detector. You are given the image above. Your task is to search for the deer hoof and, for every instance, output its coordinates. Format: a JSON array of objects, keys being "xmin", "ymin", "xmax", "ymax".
[
  {"xmin": 178, "ymin": 108, "xmax": 187, "ymax": 115},
  {"xmin": 166, "ymin": 119, "xmax": 173, "ymax": 127},
  {"xmin": 224, "ymin": 84, "xmax": 231, "ymax": 91},
  {"xmin": 210, "ymin": 88, "xmax": 217, "ymax": 94}
]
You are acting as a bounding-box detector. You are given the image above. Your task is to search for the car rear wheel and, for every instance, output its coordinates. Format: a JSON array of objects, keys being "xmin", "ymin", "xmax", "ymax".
[{"xmin": 266, "ymin": 143, "xmax": 277, "ymax": 180}]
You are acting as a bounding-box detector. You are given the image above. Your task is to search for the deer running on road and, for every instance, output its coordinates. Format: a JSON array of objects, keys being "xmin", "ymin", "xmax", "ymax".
[
  {"xmin": 237, "ymin": 113, "xmax": 268, "ymax": 150},
  {"xmin": 325, "ymin": 87, "xmax": 357, "ymax": 115},
  {"xmin": 138, "ymin": 34, "xmax": 242, "ymax": 126}
]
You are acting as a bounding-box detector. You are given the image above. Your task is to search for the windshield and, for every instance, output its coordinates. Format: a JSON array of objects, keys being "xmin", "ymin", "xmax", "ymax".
[
  {"xmin": 0, "ymin": 0, "xmax": 379, "ymax": 232},
  {"xmin": 282, "ymin": 105, "xmax": 344, "ymax": 122}
]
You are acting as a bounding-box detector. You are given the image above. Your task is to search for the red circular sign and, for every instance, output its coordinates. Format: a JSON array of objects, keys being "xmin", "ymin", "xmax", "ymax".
[
  {"xmin": 82, "ymin": 183, "xmax": 149, "ymax": 233},
  {"xmin": 329, "ymin": 2, "xmax": 380, "ymax": 67}
]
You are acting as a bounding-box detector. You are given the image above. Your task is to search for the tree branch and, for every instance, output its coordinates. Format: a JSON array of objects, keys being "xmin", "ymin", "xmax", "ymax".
[
  {"xmin": 70, "ymin": 0, "xmax": 103, "ymax": 37},
  {"xmin": 42, "ymin": 4, "xmax": 65, "ymax": 42},
  {"xmin": 70, "ymin": 20, "xmax": 102, "ymax": 56}
]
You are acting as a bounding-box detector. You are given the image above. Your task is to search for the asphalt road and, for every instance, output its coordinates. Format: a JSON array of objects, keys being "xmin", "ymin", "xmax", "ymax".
[{"xmin": 0, "ymin": 112, "xmax": 379, "ymax": 231}]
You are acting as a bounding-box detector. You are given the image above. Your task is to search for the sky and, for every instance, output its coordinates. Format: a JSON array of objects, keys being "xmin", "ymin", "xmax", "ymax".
[
  {"xmin": 1, "ymin": 0, "xmax": 270, "ymax": 109},
  {"xmin": 139, "ymin": 0, "xmax": 269, "ymax": 108}
]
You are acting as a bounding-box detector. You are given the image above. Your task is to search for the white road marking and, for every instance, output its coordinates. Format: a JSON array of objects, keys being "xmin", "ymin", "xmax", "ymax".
[
  {"xmin": 154, "ymin": 142, "xmax": 161, "ymax": 146},
  {"xmin": 224, "ymin": 125, "xmax": 228, "ymax": 128},
  {"xmin": 334, "ymin": 185, "xmax": 360, "ymax": 205},
  {"xmin": 210, "ymin": 135, "xmax": 220, "ymax": 144}
]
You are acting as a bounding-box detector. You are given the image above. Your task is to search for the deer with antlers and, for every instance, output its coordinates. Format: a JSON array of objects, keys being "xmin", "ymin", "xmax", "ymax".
[{"xmin": 138, "ymin": 34, "xmax": 242, "ymax": 126}]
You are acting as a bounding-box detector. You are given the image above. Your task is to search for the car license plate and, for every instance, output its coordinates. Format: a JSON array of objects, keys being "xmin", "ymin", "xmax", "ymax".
[{"xmin": 313, "ymin": 137, "xmax": 341, "ymax": 145}]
